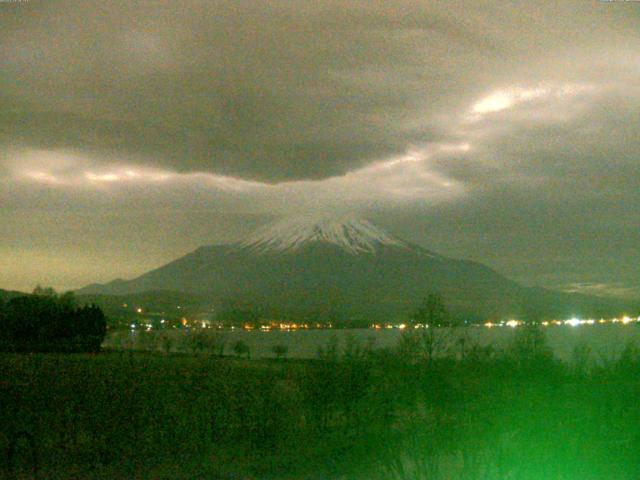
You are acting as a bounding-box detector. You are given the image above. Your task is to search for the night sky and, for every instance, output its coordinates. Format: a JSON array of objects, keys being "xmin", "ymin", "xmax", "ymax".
[{"xmin": 1, "ymin": 1, "xmax": 638, "ymax": 298}]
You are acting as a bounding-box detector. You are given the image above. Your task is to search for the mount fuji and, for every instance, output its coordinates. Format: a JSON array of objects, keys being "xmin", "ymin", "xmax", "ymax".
[{"xmin": 77, "ymin": 215, "xmax": 630, "ymax": 322}]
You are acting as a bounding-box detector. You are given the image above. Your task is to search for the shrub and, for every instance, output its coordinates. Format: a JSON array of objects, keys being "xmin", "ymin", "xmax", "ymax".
[
  {"xmin": 571, "ymin": 342, "xmax": 592, "ymax": 377},
  {"xmin": 160, "ymin": 332, "xmax": 174, "ymax": 353},
  {"xmin": 137, "ymin": 331, "xmax": 159, "ymax": 352},
  {"xmin": 272, "ymin": 343, "xmax": 289, "ymax": 360},
  {"xmin": 232, "ymin": 340, "xmax": 251, "ymax": 358},
  {"xmin": 317, "ymin": 335, "xmax": 339, "ymax": 362},
  {"xmin": 185, "ymin": 330, "xmax": 207, "ymax": 353}
]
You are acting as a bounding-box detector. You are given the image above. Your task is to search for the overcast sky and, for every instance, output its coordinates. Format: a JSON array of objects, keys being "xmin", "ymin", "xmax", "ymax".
[{"xmin": 1, "ymin": 0, "xmax": 638, "ymax": 298}]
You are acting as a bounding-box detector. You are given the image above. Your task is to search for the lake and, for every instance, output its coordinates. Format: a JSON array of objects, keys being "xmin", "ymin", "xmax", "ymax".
[{"xmin": 106, "ymin": 323, "xmax": 640, "ymax": 363}]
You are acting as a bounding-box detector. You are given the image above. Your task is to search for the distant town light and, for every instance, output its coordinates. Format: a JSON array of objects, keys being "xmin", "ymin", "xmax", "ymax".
[{"xmin": 565, "ymin": 318, "xmax": 581, "ymax": 327}]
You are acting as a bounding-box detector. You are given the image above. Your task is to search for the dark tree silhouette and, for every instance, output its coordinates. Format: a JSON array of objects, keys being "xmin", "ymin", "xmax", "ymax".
[
  {"xmin": 32, "ymin": 284, "xmax": 58, "ymax": 298},
  {"xmin": 0, "ymin": 289, "xmax": 107, "ymax": 353},
  {"xmin": 407, "ymin": 292, "xmax": 454, "ymax": 362},
  {"xmin": 412, "ymin": 292, "xmax": 450, "ymax": 327},
  {"xmin": 272, "ymin": 344, "xmax": 288, "ymax": 360},
  {"xmin": 232, "ymin": 340, "xmax": 251, "ymax": 358}
]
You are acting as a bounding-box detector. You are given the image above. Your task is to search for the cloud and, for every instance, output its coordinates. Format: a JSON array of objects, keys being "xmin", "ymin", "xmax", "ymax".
[
  {"xmin": 0, "ymin": 0, "xmax": 638, "ymax": 295},
  {"xmin": 4, "ymin": 145, "xmax": 464, "ymax": 214},
  {"xmin": 559, "ymin": 282, "xmax": 640, "ymax": 300},
  {"xmin": 2, "ymin": 0, "xmax": 633, "ymax": 183}
]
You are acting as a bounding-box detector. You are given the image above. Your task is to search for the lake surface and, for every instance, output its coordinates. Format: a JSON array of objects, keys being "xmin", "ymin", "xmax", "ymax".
[{"xmin": 107, "ymin": 323, "xmax": 640, "ymax": 363}]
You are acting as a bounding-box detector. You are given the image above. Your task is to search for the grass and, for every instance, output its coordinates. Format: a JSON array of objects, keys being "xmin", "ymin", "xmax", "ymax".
[{"xmin": 2, "ymin": 328, "xmax": 640, "ymax": 479}]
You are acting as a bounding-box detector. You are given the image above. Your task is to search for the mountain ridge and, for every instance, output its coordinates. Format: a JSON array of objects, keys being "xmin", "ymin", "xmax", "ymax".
[{"xmin": 76, "ymin": 216, "xmax": 634, "ymax": 322}]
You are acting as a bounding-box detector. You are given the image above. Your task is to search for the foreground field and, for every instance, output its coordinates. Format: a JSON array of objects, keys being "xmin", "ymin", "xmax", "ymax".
[{"xmin": 2, "ymin": 329, "xmax": 640, "ymax": 479}]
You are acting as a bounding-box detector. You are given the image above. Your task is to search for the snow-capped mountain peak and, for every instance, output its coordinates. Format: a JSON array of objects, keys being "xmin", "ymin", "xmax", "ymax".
[{"xmin": 239, "ymin": 215, "xmax": 409, "ymax": 254}]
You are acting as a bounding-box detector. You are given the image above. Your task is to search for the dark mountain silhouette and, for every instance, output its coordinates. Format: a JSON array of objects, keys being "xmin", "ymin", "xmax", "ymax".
[
  {"xmin": 75, "ymin": 290, "xmax": 208, "ymax": 319},
  {"xmin": 77, "ymin": 216, "xmax": 633, "ymax": 322}
]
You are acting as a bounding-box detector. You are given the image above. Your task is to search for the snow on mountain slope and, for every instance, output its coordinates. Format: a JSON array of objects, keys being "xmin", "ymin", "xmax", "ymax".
[
  {"xmin": 240, "ymin": 215, "xmax": 410, "ymax": 254},
  {"xmin": 75, "ymin": 214, "xmax": 632, "ymax": 320}
]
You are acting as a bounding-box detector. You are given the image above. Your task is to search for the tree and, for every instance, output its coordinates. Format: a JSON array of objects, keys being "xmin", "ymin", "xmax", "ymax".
[
  {"xmin": 506, "ymin": 324, "xmax": 553, "ymax": 369},
  {"xmin": 272, "ymin": 344, "xmax": 288, "ymax": 360},
  {"xmin": 71, "ymin": 304, "xmax": 107, "ymax": 352},
  {"xmin": 185, "ymin": 330, "xmax": 207, "ymax": 353},
  {"xmin": 160, "ymin": 332, "xmax": 174, "ymax": 353},
  {"xmin": 411, "ymin": 292, "xmax": 450, "ymax": 327},
  {"xmin": 58, "ymin": 291, "xmax": 78, "ymax": 310},
  {"xmin": 232, "ymin": 340, "xmax": 250, "ymax": 358},
  {"xmin": 32, "ymin": 285, "xmax": 57, "ymax": 297},
  {"xmin": 408, "ymin": 292, "xmax": 453, "ymax": 362},
  {"xmin": 0, "ymin": 291, "xmax": 107, "ymax": 353}
]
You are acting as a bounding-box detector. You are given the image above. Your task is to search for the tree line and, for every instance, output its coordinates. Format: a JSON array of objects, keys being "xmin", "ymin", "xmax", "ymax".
[{"xmin": 0, "ymin": 286, "xmax": 107, "ymax": 353}]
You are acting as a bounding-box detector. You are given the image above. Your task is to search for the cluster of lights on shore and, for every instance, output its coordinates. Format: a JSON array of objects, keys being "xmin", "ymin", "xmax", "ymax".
[
  {"xmin": 127, "ymin": 303, "xmax": 639, "ymax": 332},
  {"xmin": 483, "ymin": 316, "xmax": 640, "ymax": 329},
  {"xmin": 130, "ymin": 322, "xmax": 332, "ymax": 332},
  {"xmin": 367, "ymin": 316, "xmax": 640, "ymax": 331}
]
